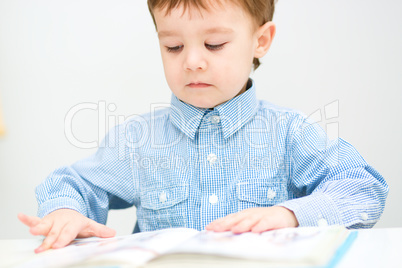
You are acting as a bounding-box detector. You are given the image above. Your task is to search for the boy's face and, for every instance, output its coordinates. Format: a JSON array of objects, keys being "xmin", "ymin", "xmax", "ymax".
[{"xmin": 154, "ymin": 2, "xmax": 264, "ymax": 109}]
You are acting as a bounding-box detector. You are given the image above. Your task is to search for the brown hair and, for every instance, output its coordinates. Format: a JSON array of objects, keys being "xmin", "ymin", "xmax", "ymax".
[{"xmin": 147, "ymin": 0, "xmax": 276, "ymax": 70}]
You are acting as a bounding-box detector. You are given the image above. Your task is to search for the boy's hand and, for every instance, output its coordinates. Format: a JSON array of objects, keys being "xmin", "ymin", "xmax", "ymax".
[
  {"xmin": 205, "ymin": 206, "xmax": 299, "ymax": 233},
  {"xmin": 18, "ymin": 209, "xmax": 116, "ymax": 253}
]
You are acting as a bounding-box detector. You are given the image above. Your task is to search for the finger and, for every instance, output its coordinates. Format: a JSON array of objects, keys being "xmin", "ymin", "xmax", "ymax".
[
  {"xmin": 18, "ymin": 213, "xmax": 41, "ymax": 228},
  {"xmin": 207, "ymin": 214, "xmax": 240, "ymax": 231},
  {"xmin": 79, "ymin": 219, "xmax": 116, "ymax": 238},
  {"xmin": 205, "ymin": 215, "xmax": 233, "ymax": 231},
  {"xmin": 52, "ymin": 223, "xmax": 81, "ymax": 249},
  {"xmin": 30, "ymin": 219, "xmax": 53, "ymax": 236},
  {"xmin": 231, "ymin": 214, "xmax": 261, "ymax": 234},
  {"xmin": 35, "ymin": 222, "xmax": 63, "ymax": 253},
  {"xmin": 251, "ymin": 217, "xmax": 275, "ymax": 233},
  {"xmin": 206, "ymin": 213, "xmax": 244, "ymax": 232}
]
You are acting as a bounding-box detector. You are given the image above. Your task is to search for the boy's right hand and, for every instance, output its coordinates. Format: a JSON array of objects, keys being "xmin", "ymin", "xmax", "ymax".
[{"xmin": 18, "ymin": 209, "xmax": 116, "ymax": 253}]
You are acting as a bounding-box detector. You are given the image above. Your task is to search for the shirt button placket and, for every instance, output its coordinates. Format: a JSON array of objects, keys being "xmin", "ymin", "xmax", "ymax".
[
  {"xmin": 200, "ymin": 111, "xmax": 220, "ymax": 228},
  {"xmin": 209, "ymin": 194, "xmax": 219, "ymax": 204},
  {"xmin": 210, "ymin": 115, "xmax": 221, "ymax": 124},
  {"xmin": 207, "ymin": 153, "xmax": 218, "ymax": 164}
]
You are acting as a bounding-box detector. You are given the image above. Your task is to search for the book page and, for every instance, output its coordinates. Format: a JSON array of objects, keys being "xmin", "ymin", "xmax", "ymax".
[
  {"xmin": 18, "ymin": 228, "xmax": 199, "ymax": 268},
  {"xmin": 166, "ymin": 227, "xmax": 349, "ymax": 265}
]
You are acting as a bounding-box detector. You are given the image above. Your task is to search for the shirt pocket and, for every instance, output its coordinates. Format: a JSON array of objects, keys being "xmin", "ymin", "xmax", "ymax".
[
  {"xmin": 236, "ymin": 178, "xmax": 285, "ymax": 211},
  {"xmin": 139, "ymin": 184, "xmax": 189, "ymax": 232}
]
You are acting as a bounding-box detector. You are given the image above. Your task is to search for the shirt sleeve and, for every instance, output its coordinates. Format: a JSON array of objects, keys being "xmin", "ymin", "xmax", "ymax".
[
  {"xmin": 35, "ymin": 121, "xmax": 138, "ymax": 224},
  {"xmin": 278, "ymin": 115, "xmax": 389, "ymax": 228}
]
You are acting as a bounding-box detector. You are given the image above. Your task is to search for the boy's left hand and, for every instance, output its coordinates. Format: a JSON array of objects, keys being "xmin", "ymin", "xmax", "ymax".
[{"xmin": 205, "ymin": 206, "xmax": 299, "ymax": 233}]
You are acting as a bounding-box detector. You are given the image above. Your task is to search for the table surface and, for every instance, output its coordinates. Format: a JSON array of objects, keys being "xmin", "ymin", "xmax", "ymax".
[
  {"xmin": 0, "ymin": 228, "xmax": 401, "ymax": 268},
  {"xmin": 336, "ymin": 227, "xmax": 401, "ymax": 268}
]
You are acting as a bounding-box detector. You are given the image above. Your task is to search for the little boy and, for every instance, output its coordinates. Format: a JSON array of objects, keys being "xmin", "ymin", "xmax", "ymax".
[{"xmin": 19, "ymin": 0, "xmax": 388, "ymax": 253}]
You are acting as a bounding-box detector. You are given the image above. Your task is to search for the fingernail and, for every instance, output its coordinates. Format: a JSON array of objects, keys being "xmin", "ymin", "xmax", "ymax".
[{"xmin": 35, "ymin": 246, "xmax": 44, "ymax": 254}]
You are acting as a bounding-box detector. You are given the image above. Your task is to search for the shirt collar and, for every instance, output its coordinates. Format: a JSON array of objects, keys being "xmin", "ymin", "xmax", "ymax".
[{"xmin": 169, "ymin": 79, "xmax": 259, "ymax": 140}]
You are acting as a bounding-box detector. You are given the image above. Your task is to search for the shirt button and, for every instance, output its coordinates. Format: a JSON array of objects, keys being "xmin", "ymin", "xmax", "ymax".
[
  {"xmin": 210, "ymin": 115, "xmax": 221, "ymax": 124},
  {"xmin": 207, "ymin": 153, "xmax": 218, "ymax": 164},
  {"xmin": 159, "ymin": 191, "xmax": 167, "ymax": 203},
  {"xmin": 360, "ymin": 213, "xmax": 369, "ymax": 221},
  {"xmin": 318, "ymin": 218, "xmax": 328, "ymax": 227},
  {"xmin": 267, "ymin": 188, "xmax": 276, "ymax": 200},
  {"xmin": 209, "ymin": 194, "xmax": 219, "ymax": 204}
]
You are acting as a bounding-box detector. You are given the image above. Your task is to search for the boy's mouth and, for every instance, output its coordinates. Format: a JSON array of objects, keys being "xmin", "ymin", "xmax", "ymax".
[{"xmin": 187, "ymin": 82, "xmax": 212, "ymax": 88}]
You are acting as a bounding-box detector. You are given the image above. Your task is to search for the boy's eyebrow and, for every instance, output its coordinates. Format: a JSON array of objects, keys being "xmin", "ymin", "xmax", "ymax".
[
  {"xmin": 158, "ymin": 27, "xmax": 234, "ymax": 38},
  {"xmin": 204, "ymin": 27, "xmax": 234, "ymax": 34}
]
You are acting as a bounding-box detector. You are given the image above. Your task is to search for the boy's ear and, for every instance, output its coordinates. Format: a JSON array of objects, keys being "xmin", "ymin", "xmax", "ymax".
[{"xmin": 254, "ymin": 21, "xmax": 276, "ymax": 58}]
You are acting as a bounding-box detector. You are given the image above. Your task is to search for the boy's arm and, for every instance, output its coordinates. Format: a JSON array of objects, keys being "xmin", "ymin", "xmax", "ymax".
[
  {"xmin": 19, "ymin": 120, "xmax": 140, "ymax": 252},
  {"xmin": 36, "ymin": 121, "xmax": 137, "ymax": 224},
  {"xmin": 207, "ymin": 114, "xmax": 388, "ymax": 233},
  {"xmin": 19, "ymin": 120, "xmax": 138, "ymax": 253},
  {"xmin": 277, "ymin": 115, "xmax": 389, "ymax": 228}
]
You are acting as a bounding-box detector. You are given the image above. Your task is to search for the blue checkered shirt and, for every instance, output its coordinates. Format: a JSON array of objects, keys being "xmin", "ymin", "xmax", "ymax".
[{"xmin": 36, "ymin": 80, "xmax": 388, "ymax": 231}]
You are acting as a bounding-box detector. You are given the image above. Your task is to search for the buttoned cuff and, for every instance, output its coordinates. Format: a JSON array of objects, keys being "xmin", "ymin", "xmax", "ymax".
[
  {"xmin": 277, "ymin": 192, "xmax": 344, "ymax": 227},
  {"xmin": 37, "ymin": 197, "xmax": 87, "ymax": 218}
]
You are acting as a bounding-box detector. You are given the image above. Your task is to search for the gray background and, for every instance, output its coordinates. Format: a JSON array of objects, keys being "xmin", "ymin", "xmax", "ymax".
[{"xmin": 0, "ymin": 0, "xmax": 401, "ymax": 238}]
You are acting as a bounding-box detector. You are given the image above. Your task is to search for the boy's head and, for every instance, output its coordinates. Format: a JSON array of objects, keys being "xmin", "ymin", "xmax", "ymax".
[
  {"xmin": 147, "ymin": 0, "xmax": 276, "ymax": 108},
  {"xmin": 148, "ymin": 0, "xmax": 276, "ymax": 70}
]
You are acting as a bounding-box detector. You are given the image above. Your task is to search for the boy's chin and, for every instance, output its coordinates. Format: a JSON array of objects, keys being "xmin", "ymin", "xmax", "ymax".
[
  {"xmin": 178, "ymin": 95, "xmax": 229, "ymax": 109},
  {"xmin": 187, "ymin": 100, "xmax": 219, "ymax": 109}
]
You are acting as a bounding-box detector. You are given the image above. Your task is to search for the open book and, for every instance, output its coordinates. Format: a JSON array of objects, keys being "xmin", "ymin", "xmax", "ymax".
[{"xmin": 17, "ymin": 226, "xmax": 357, "ymax": 268}]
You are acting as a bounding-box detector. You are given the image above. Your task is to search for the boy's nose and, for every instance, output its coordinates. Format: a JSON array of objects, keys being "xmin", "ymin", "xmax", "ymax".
[{"xmin": 183, "ymin": 48, "xmax": 207, "ymax": 71}]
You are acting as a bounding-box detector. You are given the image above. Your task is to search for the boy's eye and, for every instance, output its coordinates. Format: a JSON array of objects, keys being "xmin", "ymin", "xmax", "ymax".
[
  {"xmin": 166, "ymin": 45, "xmax": 183, "ymax": 53},
  {"xmin": 205, "ymin": 43, "xmax": 226, "ymax": 51}
]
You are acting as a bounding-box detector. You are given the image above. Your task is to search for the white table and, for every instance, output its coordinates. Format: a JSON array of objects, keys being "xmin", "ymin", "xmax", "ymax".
[
  {"xmin": 1, "ymin": 228, "xmax": 401, "ymax": 268},
  {"xmin": 336, "ymin": 228, "xmax": 401, "ymax": 268}
]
